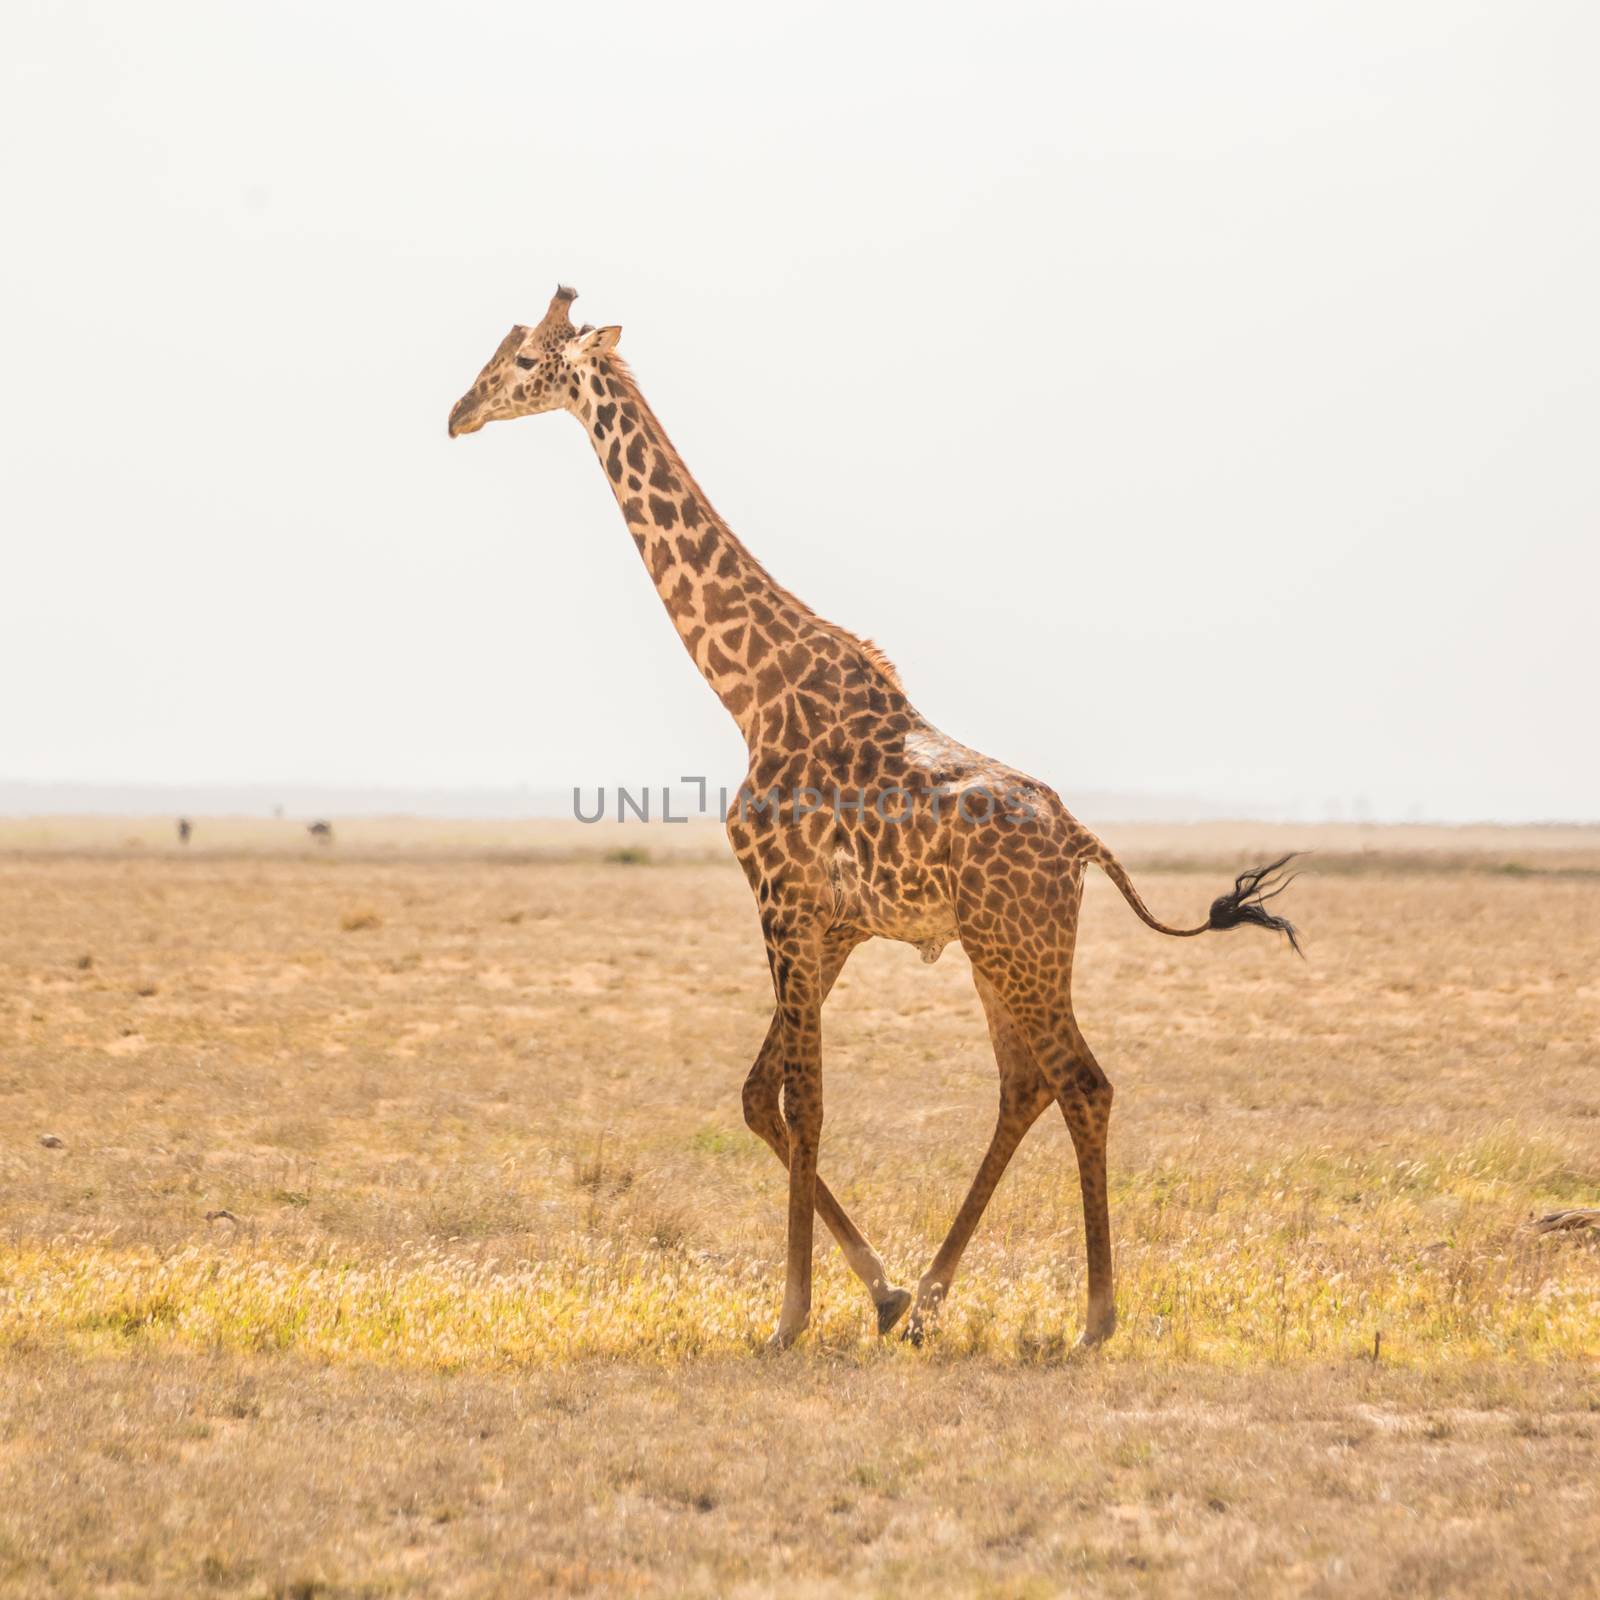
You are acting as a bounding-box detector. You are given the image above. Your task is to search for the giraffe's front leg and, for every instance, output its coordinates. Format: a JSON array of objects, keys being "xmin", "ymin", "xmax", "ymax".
[
  {"xmin": 743, "ymin": 1047, "xmax": 909, "ymax": 1333},
  {"xmin": 765, "ymin": 920, "xmax": 826, "ymax": 1350},
  {"xmin": 742, "ymin": 927, "xmax": 910, "ymax": 1335}
]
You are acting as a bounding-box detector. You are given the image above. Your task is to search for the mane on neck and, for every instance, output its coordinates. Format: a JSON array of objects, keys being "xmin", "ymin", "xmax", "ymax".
[{"xmin": 598, "ymin": 353, "xmax": 905, "ymax": 695}]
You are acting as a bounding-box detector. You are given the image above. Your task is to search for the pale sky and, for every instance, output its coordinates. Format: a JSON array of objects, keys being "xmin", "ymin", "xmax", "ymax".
[{"xmin": 4, "ymin": 2, "xmax": 1596, "ymax": 821}]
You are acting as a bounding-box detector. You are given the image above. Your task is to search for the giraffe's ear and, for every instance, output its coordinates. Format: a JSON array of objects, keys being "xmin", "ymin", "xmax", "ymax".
[{"xmin": 567, "ymin": 325, "xmax": 621, "ymax": 360}]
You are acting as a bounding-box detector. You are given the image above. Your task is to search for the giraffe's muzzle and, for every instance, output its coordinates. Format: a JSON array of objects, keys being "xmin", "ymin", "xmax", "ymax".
[{"xmin": 447, "ymin": 394, "xmax": 485, "ymax": 437}]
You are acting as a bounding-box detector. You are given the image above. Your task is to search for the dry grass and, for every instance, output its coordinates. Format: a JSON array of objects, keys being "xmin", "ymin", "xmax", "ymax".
[
  {"xmin": 2, "ymin": 819, "xmax": 1598, "ymax": 1595},
  {"xmin": 4, "ymin": 1353, "xmax": 1599, "ymax": 1599}
]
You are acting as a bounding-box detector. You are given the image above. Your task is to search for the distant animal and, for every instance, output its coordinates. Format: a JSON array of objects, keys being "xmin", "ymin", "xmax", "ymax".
[
  {"xmin": 307, "ymin": 820, "xmax": 334, "ymax": 844},
  {"xmin": 449, "ymin": 285, "xmax": 1301, "ymax": 1351},
  {"xmin": 176, "ymin": 817, "xmax": 192, "ymax": 845}
]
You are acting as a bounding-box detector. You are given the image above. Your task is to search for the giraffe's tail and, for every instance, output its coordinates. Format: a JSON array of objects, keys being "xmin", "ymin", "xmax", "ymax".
[{"xmin": 1089, "ymin": 846, "xmax": 1304, "ymax": 957}]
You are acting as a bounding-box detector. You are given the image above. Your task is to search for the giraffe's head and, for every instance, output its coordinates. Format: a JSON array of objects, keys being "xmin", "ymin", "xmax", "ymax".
[{"xmin": 447, "ymin": 286, "xmax": 620, "ymax": 438}]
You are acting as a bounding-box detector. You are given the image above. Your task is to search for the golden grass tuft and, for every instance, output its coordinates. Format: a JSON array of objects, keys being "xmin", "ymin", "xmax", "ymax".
[{"xmin": 5, "ymin": 1158, "xmax": 1596, "ymax": 1371}]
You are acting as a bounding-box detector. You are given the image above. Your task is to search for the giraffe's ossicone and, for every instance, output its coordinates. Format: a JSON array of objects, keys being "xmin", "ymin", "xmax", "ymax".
[{"xmin": 450, "ymin": 287, "xmax": 1301, "ymax": 1351}]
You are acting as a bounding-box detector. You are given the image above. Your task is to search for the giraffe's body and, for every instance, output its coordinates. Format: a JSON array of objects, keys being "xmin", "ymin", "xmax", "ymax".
[{"xmin": 451, "ymin": 288, "xmax": 1299, "ymax": 1347}]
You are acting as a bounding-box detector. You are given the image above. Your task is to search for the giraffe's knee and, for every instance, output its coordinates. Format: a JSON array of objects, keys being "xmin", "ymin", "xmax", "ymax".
[
  {"xmin": 781, "ymin": 1088, "xmax": 810, "ymax": 1136},
  {"xmin": 1065, "ymin": 1038, "xmax": 1112, "ymax": 1105},
  {"xmin": 781, "ymin": 1072, "xmax": 821, "ymax": 1143},
  {"xmin": 742, "ymin": 1063, "xmax": 779, "ymax": 1136},
  {"xmin": 1001, "ymin": 1072, "xmax": 1053, "ymax": 1123},
  {"xmin": 1058, "ymin": 1056, "xmax": 1113, "ymax": 1136}
]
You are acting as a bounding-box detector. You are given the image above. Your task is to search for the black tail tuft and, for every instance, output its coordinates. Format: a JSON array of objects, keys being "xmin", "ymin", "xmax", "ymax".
[{"xmin": 1207, "ymin": 854, "xmax": 1304, "ymax": 956}]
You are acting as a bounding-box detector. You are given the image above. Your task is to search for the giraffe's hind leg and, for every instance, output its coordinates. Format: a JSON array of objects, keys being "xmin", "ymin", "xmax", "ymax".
[
  {"xmin": 954, "ymin": 851, "xmax": 1118, "ymax": 1347},
  {"xmin": 965, "ymin": 973, "xmax": 1117, "ymax": 1348},
  {"xmin": 1050, "ymin": 1021, "xmax": 1117, "ymax": 1347},
  {"xmin": 903, "ymin": 970, "xmax": 1053, "ymax": 1344},
  {"xmin": 742, "ymin": 929, "xmax": 911, "ymax": 1335}
]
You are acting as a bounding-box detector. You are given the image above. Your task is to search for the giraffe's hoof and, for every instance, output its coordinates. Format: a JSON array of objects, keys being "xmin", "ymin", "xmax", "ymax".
[
  {"xmin": 763, "ymin": 1321, "xmax": 807, "ymax": 1353},
  {"xmin": 901, "ymin": 1280, "xmax": 945, "ymax": 1346},
  {"xmin": 1075, "ymin": 1310, "xmax": 1117, "ymax": 1351},
  {"xmin": 875, "ymin": 1288, "xmax": 913, "ymax": 1337}
]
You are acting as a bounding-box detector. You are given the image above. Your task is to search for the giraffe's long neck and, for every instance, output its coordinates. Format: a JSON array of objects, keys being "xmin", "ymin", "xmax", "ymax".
[{"xmin": 572, "ymin": 361, "xmax": 899, "ymax": 748}]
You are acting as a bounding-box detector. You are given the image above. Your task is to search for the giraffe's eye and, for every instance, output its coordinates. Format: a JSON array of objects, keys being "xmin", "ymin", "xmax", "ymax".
[{"xmin": 515, "ymin": 355, "xmax": 536, "ymax": 370}]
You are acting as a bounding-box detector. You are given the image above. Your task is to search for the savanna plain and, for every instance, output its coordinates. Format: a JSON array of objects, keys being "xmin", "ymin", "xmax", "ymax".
[{"xmin": 2, "ymin": 817, "xmax": 1598, "ymax": 1598}]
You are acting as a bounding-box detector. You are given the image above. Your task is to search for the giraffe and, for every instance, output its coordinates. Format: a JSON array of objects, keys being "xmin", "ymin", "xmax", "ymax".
[{"xmin": 449, "ymin": 287, "xmax": 1300, "ymax": 1350}]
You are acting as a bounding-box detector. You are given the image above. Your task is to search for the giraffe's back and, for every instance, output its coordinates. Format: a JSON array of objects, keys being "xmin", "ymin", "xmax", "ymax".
[{"xmin": 728, "ymin": 710, "xmax": 1097, "ymax": 955}]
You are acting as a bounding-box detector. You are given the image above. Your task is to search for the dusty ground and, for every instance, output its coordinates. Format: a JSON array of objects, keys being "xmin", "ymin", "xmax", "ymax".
[{"xmin": 1, "ymin": 818, "xmax": 1597, "ymax": 1596}]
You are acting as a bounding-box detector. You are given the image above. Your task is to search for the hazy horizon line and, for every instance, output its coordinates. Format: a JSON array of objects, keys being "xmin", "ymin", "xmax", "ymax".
[{"xmin": 3, "ymin": 778, "xmax": 1594, "ymax": 829}]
